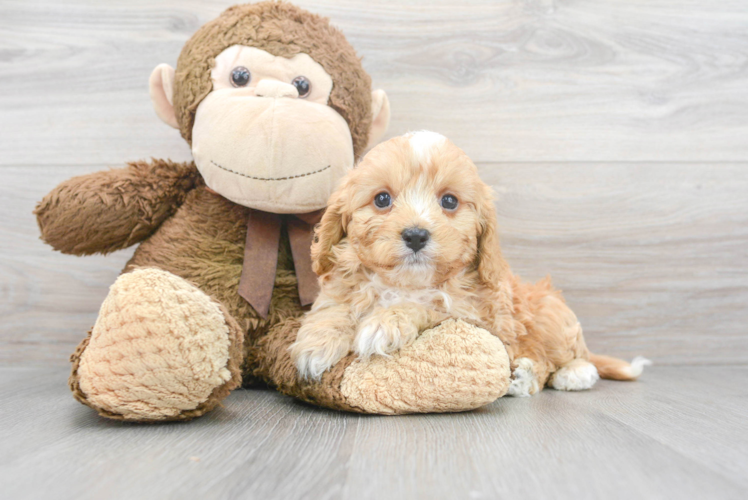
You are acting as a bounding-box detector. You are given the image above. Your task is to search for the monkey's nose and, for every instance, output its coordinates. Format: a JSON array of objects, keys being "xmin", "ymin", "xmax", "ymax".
[
  {"xmin": 401, "ymin": 227, "xmax": 430, "ymax": 253},
  {"xmin": 255, "ymin": 80, "xmax": 299, "ymax": 99}
]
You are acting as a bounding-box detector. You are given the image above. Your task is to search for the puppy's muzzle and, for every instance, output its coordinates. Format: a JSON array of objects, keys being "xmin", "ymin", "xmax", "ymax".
[{"xmin": 401, "ymin": 227, "xmax": 430, "ymax": 253}]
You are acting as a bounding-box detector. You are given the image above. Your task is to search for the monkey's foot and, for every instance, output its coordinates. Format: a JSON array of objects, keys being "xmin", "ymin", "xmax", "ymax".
[
  {"xmin": 70, "ymin": 268, "xmax": 243, "ymax": 421},
  {"xmin": 252, "ymin": 318, "xmax": 510, "ymax": 414},
  {"xmin": 339, "ymin": 319, "xmax": 511, "ymax": 413}
]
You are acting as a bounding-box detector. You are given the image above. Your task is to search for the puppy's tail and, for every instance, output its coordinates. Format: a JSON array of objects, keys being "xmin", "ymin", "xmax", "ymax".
[{"xmin": 589, "ymin": 354, "xmax": 652, "ymax": 381}]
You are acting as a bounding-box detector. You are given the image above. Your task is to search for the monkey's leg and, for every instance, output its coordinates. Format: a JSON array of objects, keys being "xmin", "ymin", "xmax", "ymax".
[
  {"xmin": 69, "ymin": 268, "xmax": 243, "ymax": 422},
  {"xmin": 249, "ymin": 318, "xmax": 512, "ymax": 414}
]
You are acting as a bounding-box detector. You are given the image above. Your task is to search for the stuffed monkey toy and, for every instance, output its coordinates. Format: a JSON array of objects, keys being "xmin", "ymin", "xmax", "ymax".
[{"xmin": 35, "ymin": 2, "xmax": 511, "ymax": 421}]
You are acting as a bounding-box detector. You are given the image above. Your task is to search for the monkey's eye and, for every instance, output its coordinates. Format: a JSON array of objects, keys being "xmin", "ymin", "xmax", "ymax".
[
  {"xmin": 230, "ymin": 66, "xmax": 251, "ymax": 87},
  {"xmin": 291, "ymin": 76, "xmax": 311, "ymax": 98},
  {"xmin": 374, "ymin": 192, "xmax": 392, "ymax": 209},
  {"xmin": 440, "ymin": 194, "xmax": 458, "ymax": 211}
]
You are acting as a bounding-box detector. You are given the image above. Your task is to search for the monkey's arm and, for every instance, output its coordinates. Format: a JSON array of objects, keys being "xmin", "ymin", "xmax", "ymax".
[{"xmin": 35, "ymin": 159, "xmax": 201, "ymax": 255}]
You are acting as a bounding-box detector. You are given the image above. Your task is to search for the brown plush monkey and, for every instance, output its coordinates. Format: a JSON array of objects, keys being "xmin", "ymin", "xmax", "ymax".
[{"xmin": 35, "ymin": 2, "xmax": 510, "ymax": 421}]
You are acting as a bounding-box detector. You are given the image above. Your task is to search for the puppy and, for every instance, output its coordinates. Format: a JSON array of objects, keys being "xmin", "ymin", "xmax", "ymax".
[{"xmin": 290, "ymin": 131, "xmax": 649, "ymax": 395}]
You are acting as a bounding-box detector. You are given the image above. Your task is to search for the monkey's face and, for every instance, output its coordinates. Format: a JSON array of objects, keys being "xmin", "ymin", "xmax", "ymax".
[
  {"xmin": 149, "ymin": 4, "xmax": 391, "ymax": 214},
  {"xmin": 185, "ymin": 45, "xmax": 353, "ymax": 213}
]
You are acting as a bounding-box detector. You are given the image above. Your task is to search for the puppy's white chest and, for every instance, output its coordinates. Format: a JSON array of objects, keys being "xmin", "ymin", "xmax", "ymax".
[{"xmin": 374, "ymin": 283, "xmax": 449, "ymax": 310}]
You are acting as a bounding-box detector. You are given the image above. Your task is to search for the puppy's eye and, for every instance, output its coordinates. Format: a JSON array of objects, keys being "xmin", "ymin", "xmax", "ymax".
[
  {"xmin": 291, "ymin": 76, "xmax": 311, "ymax": 98},
  {"xmin": 374, "ymin": 192, "xmax": 392, "ymax": 209},
  {"xmin": 440, "ymin": 194, "xmax": 458, "ymax": 211},
  {"xmin": 231, "ymin": 66, "xmax": 251, "ymax": 87}
]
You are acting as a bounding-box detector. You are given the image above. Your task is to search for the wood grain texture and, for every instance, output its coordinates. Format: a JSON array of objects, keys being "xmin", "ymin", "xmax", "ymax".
[
  {"xmin": 1, "ymin": 366, "xmax": 746, "ymax": 499},
  {"xmin": 0, "ymin": 164, "xmax": 132, "ymax": 364},
  {"xmin": 482, "ymin": 163, "xmax": 748, "ymax": 366},
  {"xmin": 1, "ymin": 0, "xmax": 747, "ymax": 165},
  {"xmin": 3, "ymin": 163, "xmax": 746, "ymax": 366}
]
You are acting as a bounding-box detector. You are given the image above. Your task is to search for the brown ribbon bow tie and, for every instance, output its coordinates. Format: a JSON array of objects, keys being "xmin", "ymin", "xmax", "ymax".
[{"xmin": 238, "ymin": 209, "xmax": 324, "ymax": 319}]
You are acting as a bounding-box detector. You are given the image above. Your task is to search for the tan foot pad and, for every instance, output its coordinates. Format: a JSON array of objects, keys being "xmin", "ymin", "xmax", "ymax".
[
  {"xmin": 74, "ymin": 268, "xmax": 241, "ymax": 421},
  {"xmin": 340, "ymin": 319, "xmax": 511, "ymax": 414}
]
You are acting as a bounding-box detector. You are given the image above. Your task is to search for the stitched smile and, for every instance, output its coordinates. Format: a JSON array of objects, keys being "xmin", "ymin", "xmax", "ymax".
[{"xmin": 210, "ymin": 160, "xmax": 331, "ymax": 181}]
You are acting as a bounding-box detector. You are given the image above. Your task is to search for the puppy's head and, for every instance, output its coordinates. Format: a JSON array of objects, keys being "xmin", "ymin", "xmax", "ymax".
[{"xmin": 313, "ymin": 131, "xmax": 507, "ymax": 289}]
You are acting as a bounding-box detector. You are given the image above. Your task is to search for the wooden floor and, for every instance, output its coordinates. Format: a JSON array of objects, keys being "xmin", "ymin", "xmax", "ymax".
[
  {"xmin": 2, "ymin": 1, "xmax": 748, "ymax": 498},
  {"xmin": 1, "ymin": 366, "xmax": 746, "ymax": 499}
]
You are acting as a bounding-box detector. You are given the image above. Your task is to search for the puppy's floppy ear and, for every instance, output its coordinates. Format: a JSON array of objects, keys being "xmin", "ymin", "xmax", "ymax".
[
  {"xmin": 312, "ymin": 187, "xmax": 348, "ymax": 275},
  {"xmin": 476, "ymin": 189, "xmax": 511, "ymax": 291}
]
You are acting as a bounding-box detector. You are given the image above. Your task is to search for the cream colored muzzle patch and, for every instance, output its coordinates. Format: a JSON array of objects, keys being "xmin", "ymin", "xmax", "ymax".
[
  {"xmin": 340, "ymin": 319, "xmax": 511, "ymax": 414},
  {"xmin": 192, "ymin": 91, "xmax": 354, "ymax": 214}
]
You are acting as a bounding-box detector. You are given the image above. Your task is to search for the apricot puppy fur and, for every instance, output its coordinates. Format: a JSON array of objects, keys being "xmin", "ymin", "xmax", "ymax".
[{"xmin": 290, "ymin": 131, "xmax": 649, "ymax": 394}]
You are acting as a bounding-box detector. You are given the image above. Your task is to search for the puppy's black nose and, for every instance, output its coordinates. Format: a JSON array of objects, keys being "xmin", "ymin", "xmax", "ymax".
[{"xmin": 401, "ymin": 227, "xmax": 430, "ymax": 253}]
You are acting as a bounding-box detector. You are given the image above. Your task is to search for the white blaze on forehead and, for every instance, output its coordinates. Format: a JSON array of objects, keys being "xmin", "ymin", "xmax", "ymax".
[
  {"xmin": 400, "ymin": 176, "xmax": 434, "ymax": 223},
  {"xmin": 406, "ymin": 130, "xmax": 446, "ymax": 165}
]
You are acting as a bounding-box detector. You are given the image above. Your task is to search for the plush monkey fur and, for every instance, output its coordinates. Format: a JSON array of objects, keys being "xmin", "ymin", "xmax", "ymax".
[
  {"xmin": 36, "ymin": 2, "xmax": 511, "ymax": 421},
  {"xmin": 173, "ymin": 2, "xmax": 373, "ymax": 156}
]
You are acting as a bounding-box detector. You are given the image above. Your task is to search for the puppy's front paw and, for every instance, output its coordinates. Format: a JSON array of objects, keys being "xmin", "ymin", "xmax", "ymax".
[
  {"xmin": 290, "ymin": 325, "xmax": 351, "ymax": 380},
  {"xmin": 354, "ymin": 312, "xmax": 419, "ymax": 359}
]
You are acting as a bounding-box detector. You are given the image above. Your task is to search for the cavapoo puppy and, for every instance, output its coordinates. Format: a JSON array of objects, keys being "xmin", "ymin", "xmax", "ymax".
[{"xmin": 290, "ymin": 131, "xmax": 649, "ymax": 395}]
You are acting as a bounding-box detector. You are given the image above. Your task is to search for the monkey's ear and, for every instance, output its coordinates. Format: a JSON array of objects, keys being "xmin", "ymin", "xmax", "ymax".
[
  {"xmin": 149, "ymin": 63, "xmax": 179, "ymax": 129},
  {"xmin": 365, "ymin": 89, "xmax": 390, "ymax": 151}
]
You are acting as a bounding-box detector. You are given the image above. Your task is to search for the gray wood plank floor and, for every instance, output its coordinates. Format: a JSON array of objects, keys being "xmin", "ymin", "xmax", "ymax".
[{"xmin": 1, "ymin": 366, "xmax": 746, "ymax": 500}]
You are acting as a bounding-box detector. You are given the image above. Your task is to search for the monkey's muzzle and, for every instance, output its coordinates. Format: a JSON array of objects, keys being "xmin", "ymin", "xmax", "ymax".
[{"xmin": 192, "ymin": 92, "xmax": 354, "ymax": 214}]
